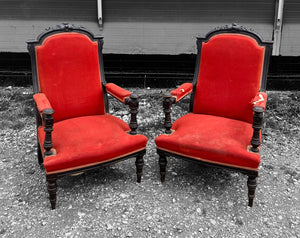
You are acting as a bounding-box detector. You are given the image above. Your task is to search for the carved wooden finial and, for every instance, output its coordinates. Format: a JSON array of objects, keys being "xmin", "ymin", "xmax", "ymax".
[
  {"xmin": 163, "ymin": 93, "xmax": 176, "ymax": 134},
  {"xmin": 126, "ymin": 93, "xmax": 139, "ymax": 135}
]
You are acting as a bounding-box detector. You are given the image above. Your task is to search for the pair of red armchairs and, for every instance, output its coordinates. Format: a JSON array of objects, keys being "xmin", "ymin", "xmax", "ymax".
[{"xmin": 27, "ymin": 23, "xmax": 272, "ymax": 209}]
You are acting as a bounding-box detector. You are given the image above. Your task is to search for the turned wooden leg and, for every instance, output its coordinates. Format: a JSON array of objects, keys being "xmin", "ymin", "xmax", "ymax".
[
  {"xmin": 247, "ymin": 175, "xmax": 257, "ymax": 207},
  {"xmin": 37, "ymin": 141, "xmax": 43, "ymax": 165},
  {"xmin": 135, "ymin": 154, "xmax": 144, "ymax": 183},
  {"xmin": 159, "ymin": 154, "xmax": 167, "ymax": 182},
  {"xmin": 46, "ymin": 175, "xmax": 58, "ymax": 209}
]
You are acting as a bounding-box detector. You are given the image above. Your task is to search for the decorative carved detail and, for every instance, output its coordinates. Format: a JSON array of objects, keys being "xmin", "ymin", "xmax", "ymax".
[
  {"xmin": 43, "ymin": 108, "xmax": 55, "ymax": 156},
  {"xmin": 135, "ymin": 153, "xmax": 144, "ymax": 183},
  {"xmin": 251, "ymin": 107, "xmax": 264, "ymax": 152},
  {"xmin": 30, "ymin": 23, "xmax": 101, "ymax": 44},
  {"xmin": 47, "ymin": 175, "xmax": 58, "ymax": 209},
  {"xmin": 44, "ymin": 23, "xmax": 85, "ymax": 33},
  {"xmin": 126, "ymin": 94, "xmax": 139, "ymax": 135},
  {"xmin": 159, "ymin": 153, "xmax": 167, "ymax": 182},
  {"xmin": 247, "ymin": 175, "xmax": 257, "ymax": 207},
  {"xmin": 214, "ymin": 23, "xmax": 254, "ymax": 33},
  {"xmin": 163, "ymin": 93, "xmax": 176, "ymax": 134}
]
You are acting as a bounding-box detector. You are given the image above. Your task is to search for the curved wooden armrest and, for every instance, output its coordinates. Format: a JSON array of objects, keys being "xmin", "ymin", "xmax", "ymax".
[
  {"xmin": 33, "ymin": 93, "xmax": 53, "ymax": 113},
  {"xmin": 33, "ymin": 93, "xmax": 55, "ymax": 157},
  {"xmin": 170, "ymin": 83, "xmax": 193, "ymax": 102},
  {"xmin": 106, "ymin": 83, "xmax": 132, "ymax": 104},
  {"xmin": 252, "ymin": 92, "xmax": 267, "ymax": 111}
]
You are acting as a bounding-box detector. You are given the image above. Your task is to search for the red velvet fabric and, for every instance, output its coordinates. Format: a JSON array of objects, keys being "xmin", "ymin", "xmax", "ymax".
[
  {"xmin": 252, "ymin": 92, "xmax": 267, "ymax": 110},
  {"xmin": 36, "ymin": 32, "xmax": 105, "ymax": 122},
  {"xmin": 170, "ymin": 83, "xmax": 193, "ymax": 102},
  {"xmin": 38, "ymin": 114, "xmax": 148, "ymax": 174},
  {"xmin": 155, "ymin": 113, "xmax": 260, "ymax": 170},
  {"xmin": 193, "ymin": 34, "xmax": 265, "ymax": 123},
  {"xmin": 106, "ymin": 83, "xmax": 131, "ymax": 103},
  {"xmin": 33, "ymin": 93, "xmax": 53, "ymax": 113}
]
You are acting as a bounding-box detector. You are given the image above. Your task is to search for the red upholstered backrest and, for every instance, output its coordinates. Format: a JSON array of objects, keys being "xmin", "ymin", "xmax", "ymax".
[
  {"xmin": 193, "ymin": 34, "xmax": 265, "ymax": 123},
  {"xmin": 35, "ymin": 32, "xmax": 105, "ymax": 122}
]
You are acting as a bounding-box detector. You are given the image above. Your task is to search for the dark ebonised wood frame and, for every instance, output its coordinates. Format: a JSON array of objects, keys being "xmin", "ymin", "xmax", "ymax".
[
  {"xmin": 159, "ymin": 23, "xmax": 273, "ymax": 207},
  {"xmin": 27, "ymin": 23, "xmax": 145, "ymax": 209}
]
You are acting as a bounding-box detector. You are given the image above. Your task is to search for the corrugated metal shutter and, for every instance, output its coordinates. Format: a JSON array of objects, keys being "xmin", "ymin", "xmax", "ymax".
[
  {"xmin": 0, "ymin": 0, "xmax": 99, "ymax": 52},
  {"xmin": 0, "ymin": 0, "xmax": 275, "ymax": 53},
  {"xmin": 101, "ymin": 0, "xmax": 275, "ymax": 54},
  {"xmin": 0, "ymin": 0, "xmax": 97, "ymax": 20},
  {"xmin": 281, "ymin": 0, "xmax": 300, "ymax": 56}
]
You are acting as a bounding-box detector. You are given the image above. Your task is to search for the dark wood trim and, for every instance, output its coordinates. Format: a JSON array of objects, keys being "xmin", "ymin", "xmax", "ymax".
[
  {"xmin": 261, "ymin": 43, "xmax": 273, "ymax": 91},
  {"xmin": 48, "ymin": 149, "xmax": 147, "ymax": 178},
  {"xmin": 46, "ymin": 174, "xmax": 58, "ymax": 210},
  {"xmin": 26, "ymin": 23, "xmax": 103, "ymax": 46},
  {"xmin": 158, "ymin": 151, "xmax": 167, "ymax": 183},
  {"xmin": 162, "ymin": 93, "xmax": 176, "ymax": 134},
  {"xmin": 251, "ymin": 107, "xmax": 264, "ymax": 152},
  {"xmin": 125, "ymin": 94, "xmax": 139, "ymax": 135},
  {"xmin": 135, "ymin": 151, "xmax": 145, "ymax": 183},
  {"xmin": 247, "ymin": 175, "xmax": 258, "ymax": 207},
  {"xmin": 42, "ymin": 109, "xmax": 54, "ymax": 157},
  {"xmin": 189, "ymin": 45, "xmax": 201, "ymax": 112},
  {"xmin": 157, "ymin": 149, "xmax": 258, "ymax": 177},
  {"xmin": 37, "ymin": 140, "xmax": 43, "ymax": 165}
]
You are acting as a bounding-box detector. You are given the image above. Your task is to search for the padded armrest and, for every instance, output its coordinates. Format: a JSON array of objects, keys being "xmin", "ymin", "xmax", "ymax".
[
  {"xmin": 170, "ymin": 83, "xmax": 193, "ymax": 102},
  {"xmin": 33, "ymin": 93, "xmax": 53, "ymax": 113},
  {"xmin": 106, "ymin": 83, "xmax": 132, "ymax": 103},
  {"xmin": 252, "ymin": 92, "xmax": 267, "ymax": 111}
]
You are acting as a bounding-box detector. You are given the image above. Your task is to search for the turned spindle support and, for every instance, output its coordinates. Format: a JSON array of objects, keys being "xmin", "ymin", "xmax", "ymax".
[
  {"xmin": 163, "ymin": 93, "xmax": 176, "ymax": 134},
  {"xmin": 43, "ymin": 108, "xmax": 55, "ymax": 156},
  {"xmin": 251, "ymin": 107, "xmax": 264, "ymax": 153},
  {"xmin": 126, "ymin": 94, "xmax": 139, "ymax": 135}
]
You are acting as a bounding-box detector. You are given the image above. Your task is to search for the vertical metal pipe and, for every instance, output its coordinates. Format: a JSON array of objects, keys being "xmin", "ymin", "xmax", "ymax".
[
  {"xmin": 97, "ymin": 0, "xmax": 103, "ymax": 26},
  {"xmin": 273, "ymin": 0, "xmax": 285, "ymax": 55}
]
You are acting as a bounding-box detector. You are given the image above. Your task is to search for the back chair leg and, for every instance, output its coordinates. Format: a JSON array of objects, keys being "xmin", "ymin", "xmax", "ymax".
[
  {"xmin": 135, "ymin": 154, "xmax": 144, "ymax": 183},
  {"xmin": 37, "ymin": 141, "xmax": 43, "ymax": 165},
  {"xmin": 247, "ymin": 175, "xmax": 257, "ymax": 207},
  {"xmin": 46, "ymin": 175, "xmax": 58, "ymax": 209},
  {"xmin": 159, "ymin": 154, "xmax": 167, "ymax": 182}
]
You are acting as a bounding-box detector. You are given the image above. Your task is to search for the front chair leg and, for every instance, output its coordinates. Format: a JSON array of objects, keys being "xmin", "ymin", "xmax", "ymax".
[
  {"xmin": 159, "ymin": 154, "xmax": 167, "ymax": 182},
  {"xmin": 46, "ymin": 175, "xmax": 58, "ymax": 209},
  {"xmin": 247, "ymin": 175, "xmax": 257, "ymax": 207},
  {"xmin": 135, "ymin": 154, "xmax": 144, "ymax": 183}
]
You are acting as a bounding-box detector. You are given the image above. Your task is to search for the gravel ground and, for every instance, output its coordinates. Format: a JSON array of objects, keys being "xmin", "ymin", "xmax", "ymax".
[{"xmin": 0, "ymin": 87, "xmax": 299, "ymax": 237}]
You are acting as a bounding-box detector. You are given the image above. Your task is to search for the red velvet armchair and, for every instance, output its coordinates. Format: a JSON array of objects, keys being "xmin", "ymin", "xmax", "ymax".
[
  {"xmin": 155, "ymin": 24, "xmax": 273, "ymax": 207},
  {"xmin": 27, "ymin": 23, "xmax": 148, "ymax": 209}
]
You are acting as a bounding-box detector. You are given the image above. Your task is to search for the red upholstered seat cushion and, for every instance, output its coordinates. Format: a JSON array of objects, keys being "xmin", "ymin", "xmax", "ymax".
[
  {"xmin": 193, "ymin": 34, "xmax": 265, "ymax": 123},
  {"xmin": 36, "ymin": 32, "xmax": 105, "ymax": 122},
  {"xmin": 38, "ymin": 114, "xmax": 148, "ymax": 174},
  {"xmin": 155, "ymin": 113, "xmax": 260, "ymax": 170}
]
